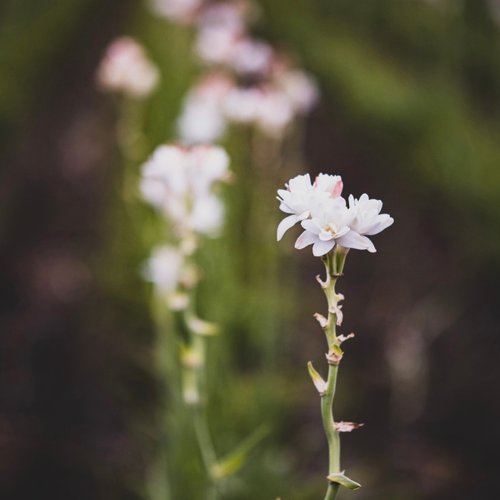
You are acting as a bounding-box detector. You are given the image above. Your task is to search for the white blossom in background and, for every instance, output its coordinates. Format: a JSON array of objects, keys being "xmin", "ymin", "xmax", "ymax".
[
  {"xmin": 222, "ymin": 86, "xmax": 262, "ymax": 124},
  {"xmin": 149, "ymin": 0, "xmax": 204, "ymax": 24},
  {"xmin": 230, "ymin": 38, "xmax": 273, "ymax": 75},
  {"xmin": 195, "ymin": 25, "xmax": 239, "ymax": 66},
  {"xmin": 140, "ymin": 144, "xmax": 230, "ymax": 237},
  {"xmin": 177, "ymin": 97, "xmax": 227, "ymax": 143},
  {"xmin": 155, "ymin": 0, "xmax": 321, "ymax": 141},
  {"xmin": 254, "ymin": 88, "xmax": 294, "ymax": 137},
  {"xmin": 97, "ymin": 37, "xmax": 159, "ymax": 98},
  {"xmin": 177, "ymin": 73, "xmax": 234, "ymax": 143},
  {"xmin": 196, "ymin": 0, "xmax": 249, "ymax": 34},
  {"xmin": 143, "ymin": 245, "xmax": 184, "ymax": 295},
  {"xmin": 277, "ymin": 173, "xmax": 393, "ymax": 256},
  {"xmin": 275, "ymin": 69, "xmax": 319, "ymax": 114}
]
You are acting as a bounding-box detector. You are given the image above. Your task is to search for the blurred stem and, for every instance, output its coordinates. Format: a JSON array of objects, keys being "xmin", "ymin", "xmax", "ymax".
[
  {"xmin": 320, "ymin": 248, "xmax": 347, "ymax": 500},
  {"xmin": 193, "ymin": 407, "xmax": 218, "ymax": 482},
  {"xmin": 181, "ymin": 280, "xmax": 221, "ymax": 497}
]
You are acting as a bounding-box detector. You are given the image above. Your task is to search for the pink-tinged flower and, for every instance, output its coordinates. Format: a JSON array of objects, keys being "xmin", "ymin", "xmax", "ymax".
[
  {"xmin": 346, "ymin": 194, "xmax": 394, "ymax": 250},
  {"xmin": 276, "ymin": 173, "xmax": 344, "ymax": 241},
  {"xmin": 97, "ymin": 37, "xmax": 159, "ymax": 98},
  {"xmin": 314, "ymin": 173, "xmax": 343, "ymax": 198}
]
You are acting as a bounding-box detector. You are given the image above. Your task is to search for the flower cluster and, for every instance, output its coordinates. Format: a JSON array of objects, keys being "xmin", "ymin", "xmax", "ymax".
[
  {"xmin": 277, "ymin": 174, "xmax": 393, "ymax": 257},
  {"xmin": 96, "ymin": 37, "xmax": 159, "ymax": 98},
  {"xmin": 150, "ymin": 0, "xmax": 318, "ymax": 141},
  {"xmin": 140, "ymin": 144, "xmax": 230, "ymax": 238}
]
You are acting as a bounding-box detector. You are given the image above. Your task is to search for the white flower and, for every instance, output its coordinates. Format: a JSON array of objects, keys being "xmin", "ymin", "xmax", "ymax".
[
  {"xmin": 346, "ymin": 194, "xmax": 394, "ymax": 251},
  {"xmin": 314, "ymin": 173, "xmax": 343, "ymax": 198},
  {"xmin": 188, "ymin": 145, "xmax": 230, "ymax": 196},
  {"xmin": 143, "ymin": 245, "xmax": 184, "ymax": 295},
  {"xmin": 196, "ymin": 1, "xmax": 248, "ymax": 33},
  {"xmin": 148, "ymin": 0, "xmax": 203, "ymax": 24},
  {"xmin": 255, "ymin": 89, "xmax": 294, "ymax": 137},
  {"xmin": 222, "ymin": 86, "xmax": 262, "ymax": 123},
  {"xmin": 177, "ymin": 74, "xmax": 233, "ymax": 143},
  {"xmin": 295, "ymin": 194, "xmax": 388, "ymax": 256},
  {"xmin": 276, "ymin": 173, "xmax": 343, "ymax": 241},
  {"xmin": 230, "ymin": 38, "xmax": 273, "ymax": 75},
  {"xmin": 140, "ymin": 144, "xmax": 230, "ymax": 237},
  {"xmin": 177, "ymin": 95, "xmax": 227, "ymax": 144},
  {"xmin": 190, "ymin": 194, "xmax": 225, "ymax": 236},
  {"xmin": 97, "ymin": 37, "xmax": 159, "ymax": 98},
  {"xmin": 275, "ymin": 69, "xmax": 319, "ymax": 114},
  {"xmin": 195, "ymin": 26, "xmax": 239, "ymax": 66},
  {"xmin": 295, "ymin": 197, "xmax": 353, "ymax": 257}
]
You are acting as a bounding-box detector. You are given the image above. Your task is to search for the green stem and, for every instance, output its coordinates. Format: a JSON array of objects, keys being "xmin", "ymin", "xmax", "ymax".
[
  {"xmin": 177, "ymin": 272, "xmax": 221, "ymax": 496},
  {"xmin": 193, "ymin": 408, "xmax": 218, "ymax": 479},
  {"xmin": 319, "ymin": 248, "xmax": 348, "ymax": 500},
  {"xmin": 325, "ymin": 483, "xmax": 340, "ymax": 500}
]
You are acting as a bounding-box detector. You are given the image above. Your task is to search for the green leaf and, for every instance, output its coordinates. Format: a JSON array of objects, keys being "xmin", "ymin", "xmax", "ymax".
[
  {"xmin": 327, "ymin": 472, "xmax": 362, "ymax": 490},
  {"xmin": 210, "ymin": 425, "xmax": 270, "ymax": 480}
]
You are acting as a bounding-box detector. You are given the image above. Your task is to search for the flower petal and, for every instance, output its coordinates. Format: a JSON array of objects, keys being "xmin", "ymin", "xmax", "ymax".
[
  {"xmin": 277, "ymin": 214, "xmax": 299, "ymax": 241},
  {"xmin": 338, "ymin": 231, "xmax": 376, "ymax": 252},
  {"xmin": 301, "ymin": 218, "xmax": 321, "ymax": 234},
  {"xmin": 363, "ymin": 215, "xmax": 394, "ymax": 235},
  {"xmin": 312, "ymin": 239, "xmax": 336, "ymax": 257},
  {"xmin": 295, "ymin": 230, "xmax": 317, "ymax": 249}
]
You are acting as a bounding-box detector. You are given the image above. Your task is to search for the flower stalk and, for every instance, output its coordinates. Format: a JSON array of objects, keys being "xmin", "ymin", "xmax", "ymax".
[
  {"xmin": 309, "ymin": 247, "xmax": 362, "ymax": 499},
  {"xmin": 320, "ymin": 248, "xmax": 346, "ymax": 500}
]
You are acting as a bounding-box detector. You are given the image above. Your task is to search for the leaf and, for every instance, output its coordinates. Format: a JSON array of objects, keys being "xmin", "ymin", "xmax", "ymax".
[
  {"xmin": 327, "ymin": 472, "xmax": 362, "ymax": 490},
  {"xmin": 210, "ymin": 425, "xmax": 270, "ymax": 480}
]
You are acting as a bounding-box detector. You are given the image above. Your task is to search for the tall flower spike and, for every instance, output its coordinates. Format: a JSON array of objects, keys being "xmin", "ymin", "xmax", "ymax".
[{"xmin": 277, "ymin": 172, "xmax": 393, "ymax": 499}]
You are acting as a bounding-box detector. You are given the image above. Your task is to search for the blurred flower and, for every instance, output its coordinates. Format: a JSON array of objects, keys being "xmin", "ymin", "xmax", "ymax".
[
  {"xmin": 177, "ymin": 73, "xmax": 234, "ymax": 143},
  {"xmin": 143, "ymin": 245, "xmax": 184, "ymax": 295},
  {"xmin": 195, "ymin": 28, "xmax": 272, "ymax": 77},
  {"xmin": 195, "ymin": 25, "xmax": 239, "ymax": 66},
  {"xmin": 222, "ymin": 86, "xmax": 261, "ymax": 124},
  {"xmin": 196, "ymin": 0, "xmax": 249, "ymax": 34},
  {"xmin": 274, "ymin": 69, "xmax": 319, "ymax": 114},
  {"xmin": 149, "ymin": 0, "xmax": 204, "ymax": 24},
  {"xmin": 254, "ymin": 88, "xmax": 294, "ymax": 137},
  {"xmin": 230, "ymin": 38, "xmax": 273, "ymax": 75},
  {"xmin": 140, "ymin": 144, "xmax": 230, "ymax": 237},
  {"xmin": 97, "ymin": 37, "xmax": 159, "ymax": 98}
]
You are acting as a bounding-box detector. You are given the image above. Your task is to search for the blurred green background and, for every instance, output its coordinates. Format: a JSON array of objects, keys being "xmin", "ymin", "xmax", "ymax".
[{"xmin": 1, "ymin": 0, "xmax": 500, "ymax": 499}]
